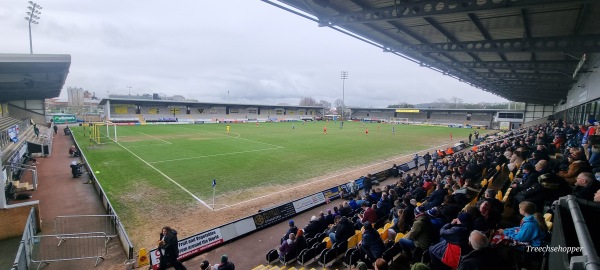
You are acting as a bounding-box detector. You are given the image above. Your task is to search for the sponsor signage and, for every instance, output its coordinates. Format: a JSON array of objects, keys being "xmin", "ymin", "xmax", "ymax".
[
  {"xmin": 52, "ymin": 115, "xmax": 77, "ymax": 124},
  {"xmin": 396, "ymin": 109, "xmax": 420, "ymax": 113},
  {"xmin": 253, "ymin": 202, "xmax": 296, "ymax": 229},
  {"xmin": 322, "ymin": 186, "xmax": 341, "ymax": 200},
  {"xmin": 292, "ymin": 193, "xmax": 325, "ymax": 213},
  {"xmin": 149, "ymin": 228, "xmax": 224, "ymax": 269}
]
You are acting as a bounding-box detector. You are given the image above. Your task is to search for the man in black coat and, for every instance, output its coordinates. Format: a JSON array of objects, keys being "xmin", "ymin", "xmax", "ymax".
[
  {"xmin": 573, "ymin": 172, "xmax": 600, "ymax": 201},
  {"xmin": 158, "ymin": 226, "xmax": 187, "ymax": 270},
  {"xmin": 333, "ymin": 217, "xmax": 355, "ymax": 244},
  {"xmin": 458, "ymin": 231, "xmax": 505, "ymax": 270},
  {"xmin": 303, "ymin": 216, "xmax": 320, "ymax": 239}
]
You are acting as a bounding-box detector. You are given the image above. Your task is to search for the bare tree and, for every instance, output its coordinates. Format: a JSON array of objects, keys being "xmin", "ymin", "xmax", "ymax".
[
  {"xmin": 299, "ymin": 97, "xmax": 318, "ymax": 106},
  {"xmin": 449, "ymin": 96, "xmax": 464, "ymax": 108},
  {"xmin": 334, "ymin": 99, "xmax": 345, "ymax": 115},
  {"xmin": 318, "ymin": 100, "xmax": 331, "ymax": 109},
  {"xmin": 433, "ymin": 98, "xmax": 450, "ymax": 108}
]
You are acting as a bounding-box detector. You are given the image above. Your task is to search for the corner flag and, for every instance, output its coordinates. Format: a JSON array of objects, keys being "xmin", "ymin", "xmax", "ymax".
[{"xmin": 211, "ymin": 179, "xmax": 217, "ymax": 210}]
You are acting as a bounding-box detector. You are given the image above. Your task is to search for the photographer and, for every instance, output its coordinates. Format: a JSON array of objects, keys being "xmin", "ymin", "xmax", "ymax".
[{"xmin": 70, "ymin": 161, "xmax": 84, "ymax": 178}]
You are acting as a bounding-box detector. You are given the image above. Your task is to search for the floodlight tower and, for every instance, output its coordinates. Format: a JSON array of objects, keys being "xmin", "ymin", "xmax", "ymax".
[
  {"xmin": 24, "ymin": 1, "xmax": 42, "ymax": 54},
  {"xmin": 340, "ymin": 71, "xmax": 348, "ymax": 122}
]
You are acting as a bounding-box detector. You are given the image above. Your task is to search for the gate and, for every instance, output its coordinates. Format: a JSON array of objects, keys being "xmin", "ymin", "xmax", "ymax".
[{"xmin": 29, "ymin": 232, "xmax": 108, "ymax": 268}]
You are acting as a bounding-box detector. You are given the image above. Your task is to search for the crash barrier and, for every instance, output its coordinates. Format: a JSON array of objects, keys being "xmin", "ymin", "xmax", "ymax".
[
  {"xmin": 549, "ymin": 196, "xmax": 600, "ymax": 270},
  {"xmin": 71, "ymin": 132, "xmax": 134, "ymax": 260},
  {"xmin": 148, "ymin": 141, "xmax": 470, "ymax": 269},
  {"xmin": 10, "ymin": 207, "xmax": 38, "ymax": 270},
  {"xmin": 30, "ymin": 232, "xmax": 109, "ymax": 268},
  {"xmin": 53, "ymin": 215, "xmax": 118, "ymax": 246}
]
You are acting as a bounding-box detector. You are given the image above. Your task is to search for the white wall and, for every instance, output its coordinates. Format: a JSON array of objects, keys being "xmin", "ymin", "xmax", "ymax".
[{"xmin": 556, "ymin": 53, "xmax": 600, "ymax": 112}]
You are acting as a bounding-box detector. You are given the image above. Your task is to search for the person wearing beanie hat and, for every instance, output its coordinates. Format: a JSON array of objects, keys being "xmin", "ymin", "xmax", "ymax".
[
  {"xmin": 355, "ymin": 261, "xmax": 368, "ymax": 270},
  {"xmin": 457, "ymin": 212, "xmax": 472, "ymax": 224},
  {"xmin": 281, "ymin": 220, "xmax": 298, "ymax": 243},
  {"xmin": 200, "ymin": 260, "xmax": 210, "ymax": 270},
  {"xmin": 213, "ymin": 254, "xmax": 234, "ymax": 270},
  {"xmin": 400, "ymin": 204, "xmax": 432, "ymax": 260},
  {"xmin": 360, "ymin": 220, "xmax": 386, "ymax": 262},
  {"xmin": 411, "ymin": 262, "xmax": 430, "ymax": 270}
]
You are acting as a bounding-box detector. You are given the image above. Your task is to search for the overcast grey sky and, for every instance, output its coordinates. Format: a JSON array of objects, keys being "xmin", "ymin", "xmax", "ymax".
[{"xmin": 1, "ymin": 0, "xmax": 508, "ymax": 107}]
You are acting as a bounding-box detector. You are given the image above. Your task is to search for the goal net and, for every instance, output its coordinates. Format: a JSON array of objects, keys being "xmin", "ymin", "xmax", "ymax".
[
  {"xmin": 390, "ymin": 118, "xmax": 410, "ymax": 124},
  {"xmin": 84, "ymin": 121, "xmax": 118, "ymax": 144}
]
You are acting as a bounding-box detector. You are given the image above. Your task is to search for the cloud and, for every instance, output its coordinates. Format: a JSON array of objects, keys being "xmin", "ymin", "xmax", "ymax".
[{"xmin": 1, "ymin": 0, "xmax": 507, "ymax": 107}]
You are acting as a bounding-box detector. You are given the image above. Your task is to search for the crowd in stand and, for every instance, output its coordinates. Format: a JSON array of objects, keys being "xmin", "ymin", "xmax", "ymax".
[{"xmin": 268, "ymin": 119, "xmax": 600, "ymax": 270}]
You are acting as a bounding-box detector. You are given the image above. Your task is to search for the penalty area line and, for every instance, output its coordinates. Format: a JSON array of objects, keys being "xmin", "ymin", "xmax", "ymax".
[
  {"xmin": 138, "ymin": 132, "xmax": 172, "ymax": 144},
  {"xmin": 111, "ymin": 139, "xmax": 212, "ymax": 209}
]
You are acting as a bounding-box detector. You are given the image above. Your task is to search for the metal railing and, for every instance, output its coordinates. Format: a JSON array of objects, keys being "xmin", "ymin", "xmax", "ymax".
[
  {"xmin": 72, "ymin": 132, "xmax": 135, "ymax": 259},
  {"xmin": 10, "ymin": 207, "xmax": 38, "ymax": 270},
  {"xmin": 53, "ymin": 215, "xmax": 117, "ymax": 246},
  {"xmin": 30, "ymin": 232, "xmax": 109, "ymax": 269}
]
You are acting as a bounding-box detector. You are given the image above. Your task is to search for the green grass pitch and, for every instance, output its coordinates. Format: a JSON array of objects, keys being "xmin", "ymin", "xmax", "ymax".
[{"xmin": 72, "ymin": 121, "xmax": 474, "ymax": 214}]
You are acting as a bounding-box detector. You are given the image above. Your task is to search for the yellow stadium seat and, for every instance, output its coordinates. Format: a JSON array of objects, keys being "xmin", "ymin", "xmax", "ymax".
[
  {"xmin": 383, "ymin": 222, "xmax": 392, "ymax": 231},
  {"xmin": 502, "ymin": 188, "xmax": 512, "ymax": 203},
  {"xmin": 509, "ymin": 172, "xmax": 514, "ymax": 181},
  {"xmin": 495, "ymin": 190, "xmax": 503, "ymax": 201},
  {"xmin": 416, "ymin": 202, "xmax": 422, "ymax": 206},
  {"xmin": 355, "ymin": 230, "xmax": 362, "ymax": 243},
  {"xmin": 480, "ymin": 178, "xmax": 488, "ymax": 187},
  {"xmin": 323, "ymin": 237, "xmax": 332, "ymax": 249},
  {"xmin": 347, "ymin": 235, "xmax": 358, "ymax": 249},
  {"xmin": 378, "ymin": 228, "xmax": 388, "ymax": 241},
  {"xmin": 395, "ymin": 232, "xmax": 405, "ymax": 243}
]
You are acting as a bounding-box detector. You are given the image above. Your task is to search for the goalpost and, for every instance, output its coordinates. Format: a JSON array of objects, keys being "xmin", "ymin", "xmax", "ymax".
[
  {"xmin": 86, "ymin": 121, "xmax": 118, "ymax": 144},
  {"xmin": 390, "ymin": 118, "xmax": 410, "ymax": 124}
]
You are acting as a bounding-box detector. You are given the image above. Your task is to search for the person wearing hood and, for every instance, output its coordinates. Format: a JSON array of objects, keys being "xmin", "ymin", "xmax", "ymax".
[
  {"xmin": 158, "ymin": 226, "xmax": 186, "ymax": 270},
  {"xmin": 360, "ymin": 221, "xmax": 386, "ymax": 262},
  {"xmin": 399, "ymin": 206, "xmax": 433, "ymax": 259}
]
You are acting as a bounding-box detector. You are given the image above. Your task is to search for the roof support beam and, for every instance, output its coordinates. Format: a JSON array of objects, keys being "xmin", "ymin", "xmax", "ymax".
[
  {"xmin": 319, "ymin": 0, "xmax": 583, "ymax": 26},
  {"xmin": 422, "ymin": 60, "xmax": 577, "ymax": 72},
  {"xmin": 389, "ymin": 35, "xmax": 600, "ymax": 53}
]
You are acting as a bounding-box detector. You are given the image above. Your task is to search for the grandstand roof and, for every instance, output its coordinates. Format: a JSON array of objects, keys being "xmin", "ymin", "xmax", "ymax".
[
  {"xmin": 0, "ymin": 54, "xmax": 71, "ymax": 102},
  {"xmin": 266, "ymin": 0, "xmax": 600, "ymax": 105},
  {"xmin": 349, "ymin": 107, "xmax": 523, "ymax": 112},
  {"xmin": 99, "ymin": 98, "xmax": 326, "ymax": 109}
]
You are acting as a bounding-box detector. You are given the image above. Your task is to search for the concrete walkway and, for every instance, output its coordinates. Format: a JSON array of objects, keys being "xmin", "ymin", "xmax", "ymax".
[{"xmin": 2, "ymin": 125, "xmax": 126, "ymax": 270}]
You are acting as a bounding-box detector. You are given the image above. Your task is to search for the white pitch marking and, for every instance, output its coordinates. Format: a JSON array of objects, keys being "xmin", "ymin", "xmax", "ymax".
[
  {"xmin": 215, "ymin": 141, "xmax": 457, "ymax": 211},
  {"xmin": 149, "ymin": 147, "xmax": 283, "ymax": 164},
  {"xmin": 178, "ymin": 126, "xmax": 283, "ymax": 149},
  {"xmin": 110, "ymin": 138, "xmax": 212, "ymax": 209},
  {"xmin": 138, "ymin": 132, "xmax": 172, "ymax": 144}
]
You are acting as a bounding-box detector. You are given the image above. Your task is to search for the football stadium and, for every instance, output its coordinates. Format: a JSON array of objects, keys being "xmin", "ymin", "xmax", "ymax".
[{"xmin": 2, "ymin": 1, "xmax": 600, "ymax": 270}]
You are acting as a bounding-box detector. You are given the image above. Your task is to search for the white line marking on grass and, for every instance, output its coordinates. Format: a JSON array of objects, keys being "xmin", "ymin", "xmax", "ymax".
[
  {"xmin": 216, "ymin": 141, "xmax": 454, "ymax": 211},
  {"xmin": 178, "ymin": 126, "xmax": 283, "ymax": 149},
  {"xmin": 138, "ymin": 132, "xmax": 172, "ymax": 144},
  {"xmin": 149, "ymin": 147, "xmax": 283, "ymax": 164},
  {"xmin": 124, "ymin": 144, "xmax": 171, "ymax": 148},
  {"xmin": 110, "ymin": 139, "xmax": 212, "ymax": 209}
]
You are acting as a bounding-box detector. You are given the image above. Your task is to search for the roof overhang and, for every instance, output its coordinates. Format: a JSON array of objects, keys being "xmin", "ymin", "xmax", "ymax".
[
  {"xmin": 0, "ymin": 54, "xmax": 71, "ymax": 102},
  {"xmin": 264, "ymin": 0, "xmax": 600, "ymax": 105}
]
